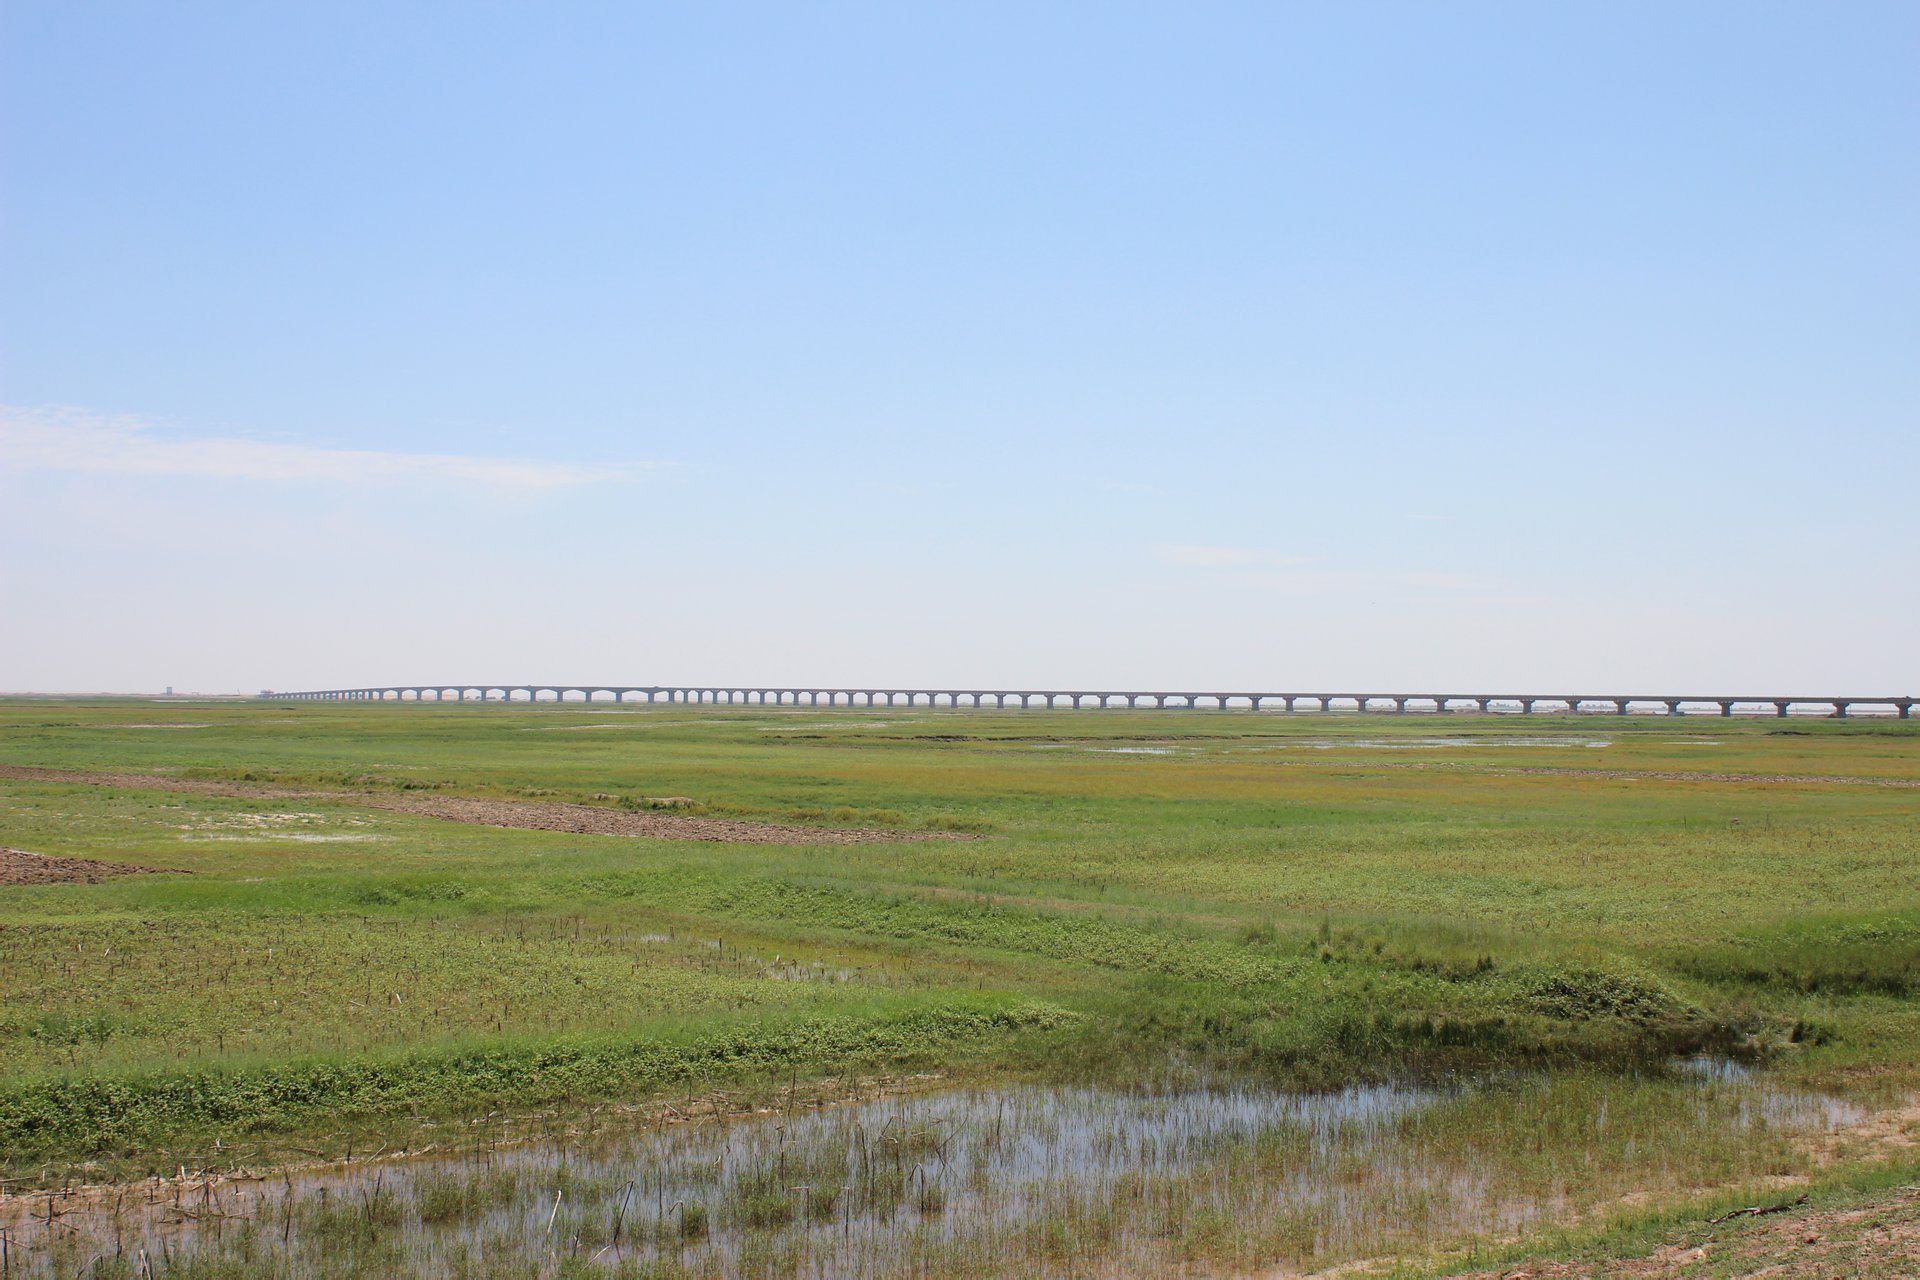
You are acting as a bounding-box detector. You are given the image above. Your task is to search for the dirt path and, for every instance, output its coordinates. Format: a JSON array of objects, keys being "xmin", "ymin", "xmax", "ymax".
[
  {"xmin": 1445, "ymin": 1185, "xmax": 1920, "ymax": 1278},
  {"xmin": 0, "ymin": 846, "xmax": 185, "ymax": 886},
  {"xmin": 0, "ymin": 763, "xmax": 972, "ymax": 846}
]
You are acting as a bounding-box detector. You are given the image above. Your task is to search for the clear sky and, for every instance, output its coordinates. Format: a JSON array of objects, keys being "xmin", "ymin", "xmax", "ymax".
[{"xmin": 3, "ymin": 2, "xmax": 1915, "ymax": 695}]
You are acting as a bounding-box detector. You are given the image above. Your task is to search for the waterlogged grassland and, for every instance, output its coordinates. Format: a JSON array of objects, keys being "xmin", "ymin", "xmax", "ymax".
[
  {"xmin": 0, "ymin": 700, "xmax": 1916, "ymax": 1273},
  {"xmin": 5, "ymin": 1072, "xmax": 1872, "ymax": 1280}
]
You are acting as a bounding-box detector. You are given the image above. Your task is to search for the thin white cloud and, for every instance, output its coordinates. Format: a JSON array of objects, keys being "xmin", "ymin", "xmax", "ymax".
[{"xmin": 0, "ymin": 405, "xmax": 647, "ymax": 490}]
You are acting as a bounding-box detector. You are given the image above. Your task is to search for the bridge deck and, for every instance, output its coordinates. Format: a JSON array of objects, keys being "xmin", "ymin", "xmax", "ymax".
[{"xmin": 261, "ymin": 686, "xmax": 1916, "ymax": 717}]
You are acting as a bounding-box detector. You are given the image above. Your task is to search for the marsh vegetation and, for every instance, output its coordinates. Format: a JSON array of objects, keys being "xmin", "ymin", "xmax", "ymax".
[
  {"xmin": 0, "ymin": 701, "xmax": 1915, "ymax": 1274},
  {"xmin": 0, "ymin": 1069, "xmax": 1867, "ymax": 1278}
]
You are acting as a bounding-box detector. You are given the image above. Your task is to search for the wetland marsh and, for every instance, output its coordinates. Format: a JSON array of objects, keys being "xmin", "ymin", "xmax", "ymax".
[{"xmin": 1, "ymin": 700, "xmax": 1916, "ymax": 1276}]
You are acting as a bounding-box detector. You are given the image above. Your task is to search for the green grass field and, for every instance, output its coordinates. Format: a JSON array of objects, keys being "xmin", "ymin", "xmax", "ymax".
[{"xmin": 1, "ymin": 698, "xmax": 1916, "ymax": 1276}]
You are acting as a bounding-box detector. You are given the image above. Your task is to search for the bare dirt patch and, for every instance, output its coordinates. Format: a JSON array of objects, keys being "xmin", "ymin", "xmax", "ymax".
[
  {"xmin": 1447, "ymin": 1186, "xmax": 1920, "ymax": 1278},
  {"xmin": 0, "ymin": 764, "xmax": 971, "ymax": 846},
  {"xmin": 0, "ymin": 847, "xmax": 182, "ymax": 886},
  {"xmin": 383, "ymin": 793, "xmax": 971, "ymax": 844}
]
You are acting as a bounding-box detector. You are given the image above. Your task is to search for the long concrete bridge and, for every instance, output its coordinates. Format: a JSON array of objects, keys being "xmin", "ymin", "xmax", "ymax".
[{"xmin": 262, "ymin": 686, "xmax": 1916, "ymax": 718}]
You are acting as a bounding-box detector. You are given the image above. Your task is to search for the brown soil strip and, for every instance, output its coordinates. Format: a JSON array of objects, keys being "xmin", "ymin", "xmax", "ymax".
[
  {"xmin": 379, "ymin": 793, "xmax": 969, "ymax": 844},
  {"xmin": 0, "ymin": 847, "xmax": 183, "ymax": 886},
  {"xmin": 0, "ymin": 764, "xmax": 970, "ymax": 845},
  {"xmin": 0, "ymin": 764, "xmax": 314, "ymax": 799}
]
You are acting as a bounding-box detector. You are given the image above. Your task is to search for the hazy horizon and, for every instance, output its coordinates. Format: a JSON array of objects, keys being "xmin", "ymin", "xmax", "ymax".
[{"xmin": 5, "ymin": 3, "xmax": 1915, "ymax": 695}]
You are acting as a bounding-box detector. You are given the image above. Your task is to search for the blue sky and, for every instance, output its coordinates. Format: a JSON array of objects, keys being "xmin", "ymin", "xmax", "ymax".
[{"xmin": 3, "ymin": 2, "xmax": 1915, "ymax": 694}]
